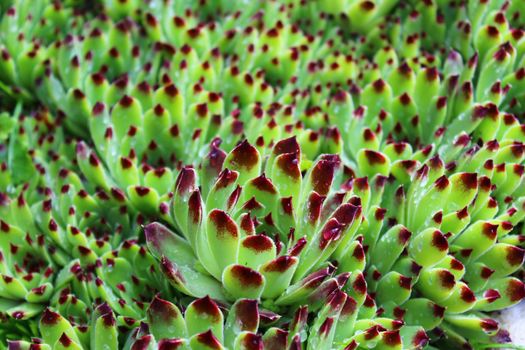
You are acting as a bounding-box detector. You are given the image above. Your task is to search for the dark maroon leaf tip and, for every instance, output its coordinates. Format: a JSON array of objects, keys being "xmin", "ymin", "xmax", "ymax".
[
  {"xmin": 250, "ymin": 175, "xmax": 277, "ymax": 194},
  {"xmin": 332, "ymin": 203, "xmax": 360, "ymax": 228},
  {"xmin": 119, "ymin": 95, "xmax": 134, "ymax": 107},
  {"xmin": 433, "ymin": 211, "xmax": 443, "ymax": 224},
  {"xmin": 364, "ymin": 150, "xmax": 386, "ymax": 165},
  {"xmin": 372, "ymin": 79, "xmax": 385, "ymax": 92},
  {"xmin": 383, "ymin": 330, "xmax": 402, "ymax": 346},
  {"xmin": 229, "ymin": 140, "xmax": 259, "ymax": 169},
  {"xmin": 413, "ymin": 330, "xmax": 429, "ymax": 348},
  {"xmin": 480, "ymin": 267, "xmax": 494, "ymax": 280},
  {"xmin": 352, "ymin": 243, "xmax": 365, "ymax": 261},
  {"xmin": 234, "ymin": 299, "xmax": 259, "ymax": 331},
  {"xmin": 101, "ymin": 312, "xmax": 116, "ymax": 327},
  {"xmin": 191, "ymin": 296, "xmax": 221, "ymax": 321},
  {"xmin": 288, "ymin": 238, "xmax": 307, "ymax": 257},
  {"xmin": 480, "ymin": 318, "xmax": 499, "ymax": 332},
  {"xmin": 158, "ymin": 339, "xmax": 185, "ymax": 350},
  {"xmin": 41, "ymin": 308, "xmax": 60, "ymax": 325},
  {"xmin": 209, "ymin": 210, "xmax": 238, "ymax": 238},
  {"xmin": 328, "ymin": 290, "xmax": 347, "ymax": 311},
  {"xmin": 320, "ymin": 317, "xmax": 335, "ymax": 337},
  {"xmin": 160, "ymin": 256, "xmax": 185, "ymax": 283},
  {"xmin": 398, "ymin": 228, "xmax": 411, "ymax": 245},
  {"xmin": 432, "ymin": 230, "xmax": 448, "ymax": 251},
  {"xmin": 508, "ymin": 279, "xmax": 525, "ymax": 302},
  {"xmin": 319, "ymin": 219, "xmax": 343, "ymax": 249},
  {"xmin": 135, "ymin": 186, "xmax": 150, "ymax": 197},
  {"xmin": 399, "ymin": 276, "xmax": 412, "ymax": 290},
  {"xmin": 438, "ymin": 270, "xmax": 455, "ymax": 289},
  {"xmin": 482, "ymin": 223, "xmax": 498, "ymax": 239},
  {"xmin": 450, "ymin": 258, "xmax": 464, "ymax": 270},
  {"xmin": 230, "ymin": 265, "xmax": 264, "ymax": 287},
  {"xmin": 59, "ymin": 333, "xmax": 72, "ymax": 347},
  {"xmin": 214, "ymin": 169, "xmax": 238, "ymax": 189},
  {"xmin": 92, "ymin": 102, "xmax": 105, "ymax": 115},
  {"xmin": 164, "ymin": 84, "xmax": 179, "ymax": 97},
  {"xmin": 484, "ymin": 289, "xmax": 501, "ymax": 303},
  {"xmin": 433, "ymin": 304, "xmax": 445, "ymax": 318},
  {"xmin": 459, "ymin": 173, "xmax": 478, "ymax": 190},
  {"xmin": 434, "ymin": 175, "xmax": 449, "ymax": 191},
  {"xmin": 241, "ymin": 333, "xmax": 263, "ymax": 350},
  {"xmin": 273, "ymin": 136, "xmax": 300, "ymax": 156},
  {"xmin": 460, "ymin": 285, "xmax": 476, "ymax": 303},
  {"xmin": 364, "ymin": 324, "xmax": 381, "ymax": 339},
  {"xmin": 148, "ymin": 296, "xmax": 180, "ymax": 321},
  {"xmin": 353, "ymin": 273, "xmax": 367, "ymax": 295},
  {"xmin": 242, "ymin": 235, "xmax": 274, "ymax": 252},
  {"xmin": 311, "ymin": 159, "xmax": 340, "ymax": 195},
  {"xmin": 175, "ymin": 167, "xmax": 197, "ymax": 195},
  {"xmin": 344, "ymin": 340, "xmax": 358, "ymax": 350},
  {"xmin": 506, "ymin": 246, "xmax": 525, "ymax": 266},
  {"xmin": 457, "ymin": 206, "xmax": 469, "ymax": 219},
  {"xmin": 131, "ymin": 335, "xmax": 153, "ymax": 350},
  {"xmin": 276, "ymin": 153, "xmax": 300, "ymax": 178},
  {"xmin": 375, "ymin": 207, "xmax": 387, "ymax": 221}
]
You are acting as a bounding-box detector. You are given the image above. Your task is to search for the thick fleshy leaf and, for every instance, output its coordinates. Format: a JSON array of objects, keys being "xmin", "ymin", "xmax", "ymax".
[
  {"xmin": 185, "ymin": 296, "xmax": 224, "ymax": 342},
  {"xmin": 39, "ymin": 308, "xmax": 80, "ymax": 347},
  {"xmin": 260, "ymin": 256, "xmax": 299, "ymax": 299},
  {"xmin": 222, "ymin": 264, "xmax": 265, "ymax": 300},
  {"xmin": 91, "ymin": 308, "xmax": 118, "ymax": 350},
  {"xmin": 224, "ymin": 299, "xmax": 259, "ymax": 347},
  {"xmin": 147, "ymin": 296, "xmax": 187, "ymax": 340},
  {"xmin": 207, "ymin": 209, "xmax": 240, "ymax": 272},
  {"xmin": 189, "ymin": 330, "xmax": 225, "ymax": 350},
  {"xmin": 224, "ymin": 140, "xmax": 261, "ymax": 185},
  {"xmin": 237, "ymin": 234, "xmax": 276, "ymax": 270},
  {"xmin": 159, "ymin": 256, "xmax": 227, "ymax": 301}
]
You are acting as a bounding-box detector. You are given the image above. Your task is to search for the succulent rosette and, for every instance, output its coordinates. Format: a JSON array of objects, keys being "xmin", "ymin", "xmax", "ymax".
[
  {"xmin": 6, "ymin": 303, "xmax": 121, "ymax": 350},
  {"xmin": 143, "ymin": 130, "xmax": 524, "ymax": 347},
  {"xmin": 1, "ymin": 0, "xmax": 522, "ymax": 165},
  {"xmin": 0, "ymin": 109, "xmax": 167, "ymax": 344},
  {"xmin": 55, "ymin": 133, "xmax": 421, "ymax": 349},
  {"xmin": 0, "ymin": 0, "xmax": 524, "ymax": 349},
  {"xmin": 7, "ymin": 296, "xmax": 292, "ymax": 349}
]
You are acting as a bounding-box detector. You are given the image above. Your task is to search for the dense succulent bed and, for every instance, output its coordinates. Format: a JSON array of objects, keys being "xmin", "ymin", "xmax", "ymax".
[{"xmin": 0, "ymin": 0, "xmax": 524, "ymax": 349}]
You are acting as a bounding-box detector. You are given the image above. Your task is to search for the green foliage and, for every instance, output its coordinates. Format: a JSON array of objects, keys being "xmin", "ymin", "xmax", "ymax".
[{"xmin": 0, "ymin": 0, "xmax": 524, "ymax": 349}]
